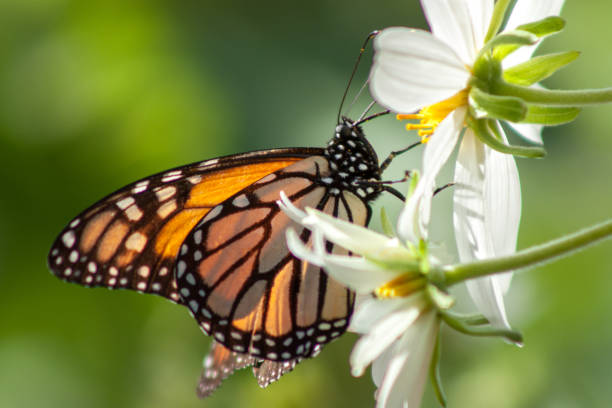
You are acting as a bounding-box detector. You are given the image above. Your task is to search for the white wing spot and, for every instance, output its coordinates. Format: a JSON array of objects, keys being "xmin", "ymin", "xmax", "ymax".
[
  {"xmin": 138, "ymin": 266, "xmax": 150, "ymax": 278},
  {"xmin": 55, "ymin": 257, "xmax": 63, "ymax": 265},
  {"xmin": 180, "ymin": 244, "xmax": 188, "ymax": 255},
  {"xmin": 316, "ymin": 335, "xmax": 327, "ymax": 342},
  {"xmin": 152, "ymin": 283, "xmax": 161, "ymax": 291},
  {"xmin": 203, "ymin": 205, "xmax": 223, "ymax": 223},
  {"xmin": 185, "ymin": 273, "xmax": 196, "ymax": 286},
  {"xmin": 109, "ymin": 266, "xmax": 119, "ymax": 277},
  {"xmin": 266, "ymin": 352, "xmax": 278, "ymax": 359},
  {"xmin": 64, "ymin": 268, "xmax": 72, "ymax": 276},
  {"xmin": 157, "ymin": 200, "xmax": 177, "ymax": 219},
  {"xmin": 201, "ymin": 308, "xmax": 212, "ymax": 319},
  {"xmin": 318, "ymin": 322, "xmax": 331, "ymax": 330},
  {"xmin": 125, "ymin": 205, "xmax": 143, "ymax": 221},
  {"xmin": 137, "ymin": 282, "xmax": 147, "ymax": 291},
  {"xmin": 189, "ymin": 300, "xmax": 199, "ymax": 312},
  {"xmin": 116, "ymin": 197, "xmax": 135, "ymax": 210},
  {"xmin": 69, "ymin": 250, "xmax": 79, "ymax": 263},
  {"xmin": 180, "ymin": 287, "xmax": 190, "ymax": 297},
  {"xmin": 231, "ymin": 332, "xmax": 242, "ymax": 340},
  {"xmin": 281, "ymin": 352, "xmax": 291, "ymax": 359},
  {"xmin": 125, "ymin": 232, "xmax": 147, "ymax": 252},
  {"xmin": 232, "ymin": 194, "xmax": 249, "ymax": 208},
  {"xmin": 214, "ymin": 332, "xmax": 225, "ymax": 342},
  {"xmin": 119, "ymin": 278, "xmax": 128, "ymax": 286},
  {"xmin": 193, "ymin": 250, "xmax": 202, "ymax": 261},
  {"xmin": 161, "ymin": 170, "xmax": 182, "ymax": 183},
  {"xmin": 199, "ymin": 158, "xmax": 219, "ymax": 167},
  {"xmin": 108, "ymin": 277, "xmax": 117, "ymax": 286},
  {"xmin": 358, "ymin": 163, "xmax": 368, "ymax": 171},
  {"xmin": 69, "ymin": 218, "xmax": 80, "ymax": 228},
  {"xmin": 187, "ymin": 175, "xmax": 202, "ymax": 184},
  {"xmin": 132, "ymin": 180, "xmax": 149, "ymax": 194},
  {"xmin": 158, "ymin": 267, "xmax": 168, "ymax": 276},
  {"xmin": 198, "ymin": 289, "xmax": 206, "ymax": 297},
  {"xmin": 87, "ymin": 262, "xmax": 97, "ymax": 273},
  {"xmin": 85, "ymin": 276, "xmax": 93, "ymax": 284},
  {"xmin": 193, "ymin": 230, "xmax": 202, "ymax": 245},
  {"xmin": 177, "ymin": 260, "xmax": 186, "ymax": 278},
  {"xmin": 155, "ymin": 186, "xmax": 176, "ymax": 202},
  {"xmin": 265, "ymin": 339, "xmax": 276, "ymax": 347},
  {"xmin": 333, "ymin": 319, "xmax": 346, "ymax": 327},
  {"xmin": 283, "ymin": 338, "xmax": 293, "ymax": 346},
  {"xmin": 62, "ymin": 231, "xmax": 76, "ymax": 248}
]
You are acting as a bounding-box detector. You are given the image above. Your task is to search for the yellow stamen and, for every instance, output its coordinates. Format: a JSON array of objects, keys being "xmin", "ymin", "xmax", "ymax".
[
  {"xmin": 375, "ymin": 274, "xmax": 426, "ymax": 299},
  {"xmin": 397, "ymin": 89, "xmax": 469, "ymax": 142}
]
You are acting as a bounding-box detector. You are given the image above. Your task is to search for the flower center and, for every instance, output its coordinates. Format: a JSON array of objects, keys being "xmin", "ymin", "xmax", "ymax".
[
  {"xmin": 375, "ymin": 273, "xmax": 426, "ymax": 299},
  {"xmin": 397, "ymin": 89, "xmax": 468, "ymax": 142}
]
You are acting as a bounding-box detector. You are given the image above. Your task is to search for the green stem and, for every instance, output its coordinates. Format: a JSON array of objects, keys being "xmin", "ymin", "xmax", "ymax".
[
  {"xmin": 495, "ymin": 80, "xmax": 612, "ymax": 106},
  {"xmin": 444, "ymin": 218, "xmax": 612, "ymax": 286},
  {"xmin": 485, "ymin": 0, "xmax": 513, "ymax": 43},
  {"xmin": 430, "ymin": 331, "xmax": 447, "ymax": 407}
]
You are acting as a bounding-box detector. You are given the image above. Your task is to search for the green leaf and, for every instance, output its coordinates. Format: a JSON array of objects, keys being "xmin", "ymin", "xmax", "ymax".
[
  {"xmin": 503, "ymin": 51, "xmax": 581, "ymax": 86},
  {"xmin": 469, "ymin": 86, "xmax": 527, "ymax": 122},
  {"xmin": 494, "ymin": 16, "xmax": 566, "ymax": 61},
  {"xmin": 380, "ymin": 207, "xmax": 395, "ymax": 237},
  {"xmin": 523, "ymin": 104, "xmax": 581, "ymax": 125}
]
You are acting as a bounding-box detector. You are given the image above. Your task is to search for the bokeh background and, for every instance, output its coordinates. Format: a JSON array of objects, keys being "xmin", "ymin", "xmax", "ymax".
[{"xmin": 1, "ymin": 1, "xmax": 611, "ymax": 407}]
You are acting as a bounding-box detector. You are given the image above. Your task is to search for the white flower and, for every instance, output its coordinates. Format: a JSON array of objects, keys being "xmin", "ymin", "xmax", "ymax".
[
  {"xmin": 279, "ymin": 192, "xmax": 440, "ymax": 408},
  {"xmin": 370, "ymin": 0, "xmax": 564, "ymax": 328}
]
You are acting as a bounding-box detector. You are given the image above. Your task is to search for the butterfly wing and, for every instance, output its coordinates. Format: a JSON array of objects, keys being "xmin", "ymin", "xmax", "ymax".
[
  {"xmin": 48, "ymin": 149, "xmax": 321, "ymax": 303},
  {"xmin": 176, "ymin": 156, "xmax": 370, "ymax": 363}
]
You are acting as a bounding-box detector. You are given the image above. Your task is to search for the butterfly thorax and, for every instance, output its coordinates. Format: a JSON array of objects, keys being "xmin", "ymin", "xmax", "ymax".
[{"xmin": 322, "ymin": 117, "xmax": 382, "ymax": 200}]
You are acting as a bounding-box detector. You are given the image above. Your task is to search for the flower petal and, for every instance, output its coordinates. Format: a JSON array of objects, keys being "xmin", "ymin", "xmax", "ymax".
[
  {"xmin": 398, "ymin": 107, "xmax": 465, "ymax": 242},
  {"xmin": 375, "ymin": 310, "xmax": 439, "ymax": 408},
  {"xmin": 421, "ymin": 0, "xmax": 494, "ymax": 63},
  {"xmin": 484, "ymin": 128, "xmax": 521, "ymax": 293},
  {"xmin": 320, "ymin": 255, "xmax": 402, "ymax": 293},
  {"xmin": 503, "ymin": 0, "xmax": 565, "ymax": 67},
  {"xmin": 350, "ymin": 296, "xmax": 424, "ymax": 377},
  {"xmin": 453, "ymin": 128, "xmax": 510, "ymax": 327},
  {"xmin": 370, "ymin": 28, "xmax": 469, "ymax": 113},
  {"xmin": 303, "ymin": 209, "xmax": 399, "ymax": 256},
  {"xmin": 507, "ymin": 120, "xmax": 544, "ymax": 145},
  {"xmin": 350, "ymin": 296, "xmax": 406, "ymax": 334}
]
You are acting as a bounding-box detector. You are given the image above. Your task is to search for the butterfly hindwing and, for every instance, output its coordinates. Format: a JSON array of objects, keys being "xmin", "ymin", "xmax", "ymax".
[
  {"xmin": 48, "ymin": 150, "xmax": 319, "ymax": 303},
  {"xmin": 176, "ymin": 156, "xmax": 369, "ymax": 361}
]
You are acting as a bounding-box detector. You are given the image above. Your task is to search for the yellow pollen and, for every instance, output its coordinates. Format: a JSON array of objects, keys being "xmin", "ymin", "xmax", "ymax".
[
  {"xmin": 375, "ymin": 274, "xmax": 426, "ymax": 299},
  {"xmin": 397, "ymin": 89, "xmax": 468, "ymax": 142}
]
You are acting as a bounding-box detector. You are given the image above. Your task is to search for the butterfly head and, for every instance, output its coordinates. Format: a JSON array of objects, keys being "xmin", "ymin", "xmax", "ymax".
[{"xmin": 323, "ymin": 117, "xmax": 382, "ymax": 200}]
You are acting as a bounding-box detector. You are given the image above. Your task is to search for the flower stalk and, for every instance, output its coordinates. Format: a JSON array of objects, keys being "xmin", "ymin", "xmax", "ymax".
[{"xmin": 442, "ymin": 218, "xmax": 612, "ymax": 287}]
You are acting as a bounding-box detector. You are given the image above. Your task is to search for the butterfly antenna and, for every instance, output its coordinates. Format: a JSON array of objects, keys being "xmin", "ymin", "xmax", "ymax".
[
  {"xmin": 337, "ymin": 30, "xmax": 379, "ymax": 124},
  {"xmin": 355, "ymin": 108, "xmax": 391, "ymax": 126}
]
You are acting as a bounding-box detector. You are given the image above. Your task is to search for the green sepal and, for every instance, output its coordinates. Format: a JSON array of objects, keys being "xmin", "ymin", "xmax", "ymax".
[
  {"xmin": 429, "ymin": 331, "xmax": 447, "ymax": 407},
  {"xmin": 517, "ymin": 16, "xmax": 566, "ymax": 38},
  {"xmin": 503, "ymin": 51, "xmax": 581, "ymax": 86},
  {"xmin": 469, "ymin": 86, "xmax": 527, "ymax": 122},
  {"xmin": 469, "ymin": 117, "xmax": 547, "ymax": 158},
  {"xmin": 523, "ymin": 104, "xmax": 581, "ymax": 125},
  {"xmin": 440, "ymin": 311, "xmax": 524, "ymax": 346},
  {"xmin": 479, "ymin": 30, "xmax": 538, "ymax": 62},
  {"xmin": 380, "ymin": 207, "xmax": 395, "ymax": 237},
  {"xmin": 426, "ymin": 284, "xmax": 454, "ymax": 310},
  {"xmin": 364, "ymin": 253, "xmax": 421, "ymax": 273},
  {"xmin": 494, "ymin": 16, "xmax": 566, "ymax": 60}
]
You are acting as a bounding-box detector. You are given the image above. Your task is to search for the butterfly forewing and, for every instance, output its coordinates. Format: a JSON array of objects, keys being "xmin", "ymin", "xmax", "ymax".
[
  {"xmin": 176, "ymin": 156, "xmax": 368, "ymax": 361},
  {"xmin": 48, "ymin": 150, "xmax": 318, "ymax": 303}
]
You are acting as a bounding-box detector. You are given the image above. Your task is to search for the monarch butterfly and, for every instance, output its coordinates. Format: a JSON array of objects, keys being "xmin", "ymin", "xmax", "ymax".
[{"xmin": 47, "ymin": 113, "xmax": 408, "ymax": 396}]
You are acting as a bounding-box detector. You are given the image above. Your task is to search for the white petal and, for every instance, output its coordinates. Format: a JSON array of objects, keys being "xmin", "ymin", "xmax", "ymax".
[
  {"xmin": 321, "ymin": 255, "xmax": 402, "ymax": 293},
  {"xmin": 371, "ymin": 345, "xmax": 394, "ymax": 388},
  {"xmin": 398, "ymin": 107, "xmax": 465, "ymax": 242},
  {"xmin": 484, "ymin": 128, "xmax": 521, "ymax": 293},
  {"xmin": 370, "ymin": 28, "xmax": 469, "ymax": 113},
  {"xmin": 503, "ymin": 0, "xmax": 565, "ymax": 67},
  {"xmin": 453, "ymin": 129, "xmax": 517, "ymax": 327},
  {"xmin": 421, "ymin": 0, "xmax": 494, "ymax": 63},
  {"xmin": 286, "ymin": 228, "xmax": 325, "ymax": 266},
  {"xmin": 350, "ymin": 297, "xmax": 406, "ymax": 334},
  {"xmin": 507, "ymin": 121, "xmax": 544, "ymax": 145},
  {"xmin": 375, "ymin": 310, "xmax": 439, "ymax": 408},
  {"xmin": 277, "ymin": 191, "xmax": 308, "ymax": 223},
  {"xmin": 303, "ymin": 209, "xmax": 398, "ymax": 256},
  {"xmin": 350, "ymin": 300, "xmax": 423, "ymax": 377}
]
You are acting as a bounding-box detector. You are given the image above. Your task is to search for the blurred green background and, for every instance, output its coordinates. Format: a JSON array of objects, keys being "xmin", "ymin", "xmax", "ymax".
[{"xmin": 1, "ymin": 1, "xmax": 611, "ymax": 407}]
